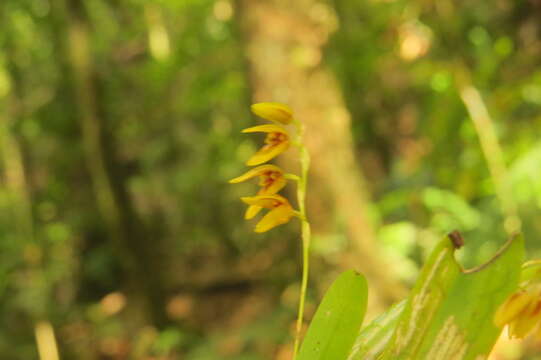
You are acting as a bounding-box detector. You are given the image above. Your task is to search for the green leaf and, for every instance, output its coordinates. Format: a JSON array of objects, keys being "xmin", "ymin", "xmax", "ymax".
[
  {"xmin": 347, "ymin": 300, "xmax": 406, "ymax": 360},
  {"xmin": 298, "ymin": 270, "xmax": 368, "ymax": 360},
  {"xmin": 379, "ymin": 234, "xmax": 524, "ymax": 360}
]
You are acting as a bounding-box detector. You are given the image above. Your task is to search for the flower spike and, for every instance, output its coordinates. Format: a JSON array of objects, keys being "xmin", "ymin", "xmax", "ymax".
[
  {"xmin": 230, "ymin": 102, "xmax": 311, "ymax": 358},
  {"xmin": 242, "ymin": 124, "xmax": 290, "ymax": 166},
  {"xmin": 251, "ymin": 102, "xmax": 293, "ymax": 125}
]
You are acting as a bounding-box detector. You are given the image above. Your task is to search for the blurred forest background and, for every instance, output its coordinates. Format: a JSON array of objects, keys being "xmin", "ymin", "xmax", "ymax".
[{"xmin": 1, "ymin": 0, "xmax": 541, "ymax": 359}]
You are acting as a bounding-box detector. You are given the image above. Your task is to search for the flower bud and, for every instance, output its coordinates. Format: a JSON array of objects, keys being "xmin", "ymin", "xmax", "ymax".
[{"xmin": 251, "ymin": 102, "xmax": 293, "ymax": 124}]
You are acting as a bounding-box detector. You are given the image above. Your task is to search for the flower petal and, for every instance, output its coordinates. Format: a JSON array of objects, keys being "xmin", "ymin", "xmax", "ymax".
[
  {"xmin": 229, "ymin": 164, "xmax": 283, "ymax": 183},
  {"xmin": 495, "ymin": 291, "xmax": 536, "ymax": 327},
  {"xmin": 508, "ymin": 299, "xmax": 541, "ymax": 339},
  {"xmin": 536, "ymin": 317, "xmax": 541, "ymax": 340},
  {"xmin": 241, "ymin": 194, "xmax": 289, "ymax": 209},
  {"xmin": 242, "ymin": 124, "xmax": 288, "ymax": 134},
  {"xmin": 246, "ymin": 141, "xmax": 289, "ymax": 166},
  {"xmin": 254, "ymin": 205, "xmax": 294, "ymax": 233},
  {"xmin": 245, "ymin": 205, "xmax": 262, "ymax": 219},
  {"xmin": 251, "ymin": 103, "xmax": 293, "ymax": 124},
  {"xmin": 262, "ymin": 176, "xmax": 287, "ymax": 195}
]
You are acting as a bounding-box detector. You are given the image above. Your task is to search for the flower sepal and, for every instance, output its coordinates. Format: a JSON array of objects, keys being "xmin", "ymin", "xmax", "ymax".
[
  {"xmin": 241, "ymin": 124, "xmax": 290, "ymax": 166},
  {"xmin": 251, "ymin": 102, "xmax": 293, "ymax": 125},
  {"xmin": 241, "ymin": 194, "xmax": 296, "ymax": 233}
]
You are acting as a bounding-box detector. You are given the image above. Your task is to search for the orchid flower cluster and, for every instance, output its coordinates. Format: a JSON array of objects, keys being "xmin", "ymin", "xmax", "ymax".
[
  {"xmin": 229, "ymin": 103, "xmax": 298, "ymax": 233},
  {"xmin": 230, "ymin": 102, "xmax": 311, "ymax": 358}
]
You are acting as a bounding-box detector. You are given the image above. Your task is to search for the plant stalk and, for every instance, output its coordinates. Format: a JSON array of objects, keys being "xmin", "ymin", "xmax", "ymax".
[{"xmin": 292, "ymin": 119, "xmax": 311, "ymax": 359}]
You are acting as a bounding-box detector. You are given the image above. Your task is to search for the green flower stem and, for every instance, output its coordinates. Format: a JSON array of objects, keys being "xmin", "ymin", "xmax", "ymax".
[
  {"xmin": 292, "ymin": 119, "xmax": 311, "ymax": 360},
  {"xmin": 284, "ymin": 173, "xmax": 301, "ymax": 182}
]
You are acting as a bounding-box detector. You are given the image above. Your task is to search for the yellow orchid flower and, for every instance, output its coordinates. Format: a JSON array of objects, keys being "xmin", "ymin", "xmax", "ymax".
[
  {"xmin": 494, "ymin": 288, "xmax": 541, "ymax": 339},
  {"xmin": 229, "ymin": 164, "xmax": 287, "ymax": 219},
  {"xmin": 241, "ymin": 194, "xmax": 295, "ymax": 233},
  {"xmin": 251, "ymin": 102, "xmax": 293, "ymax": 125},
  {"xmin": 242, "ymin": 124, "xmax": 290, "ymax": 166}
]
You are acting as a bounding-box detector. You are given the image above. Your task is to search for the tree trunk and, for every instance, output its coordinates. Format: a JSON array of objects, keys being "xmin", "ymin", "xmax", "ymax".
[{"xmin": 51, "ymin": 0, "xmax": 169, "ymax": 328}]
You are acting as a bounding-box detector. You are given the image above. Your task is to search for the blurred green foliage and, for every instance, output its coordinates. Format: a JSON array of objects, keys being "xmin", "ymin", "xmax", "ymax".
[
  {"xmin": 0, "ymin": 0, "xmax": 540, "ymax": 359},
  {"xmin": 329, "ymin": 0, "xmax": 541, "ymax": 265}
]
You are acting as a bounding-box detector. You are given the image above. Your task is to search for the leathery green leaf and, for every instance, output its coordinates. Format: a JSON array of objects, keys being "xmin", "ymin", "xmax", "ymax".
[
  {"xmin": 379, "ymin": 233, "xmax": 524, "ymax": 360},
  {"xmin": 347, "ymin": 300, "xmax": 406, "ymax": 360},
  {"xmin": 298, "ymin": 270, "xmax": 368, "ymax": 360}
]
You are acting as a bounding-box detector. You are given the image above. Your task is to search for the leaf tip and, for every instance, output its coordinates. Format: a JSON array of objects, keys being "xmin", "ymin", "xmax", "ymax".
[{"xmin": 448, "ymin": 230, "xmax": 464, "ymax": 249}]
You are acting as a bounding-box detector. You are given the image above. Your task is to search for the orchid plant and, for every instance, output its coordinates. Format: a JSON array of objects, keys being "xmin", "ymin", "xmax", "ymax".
[{"xmin": 231, "ymin": 103, "xmax": 541, "ymax": 360}]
